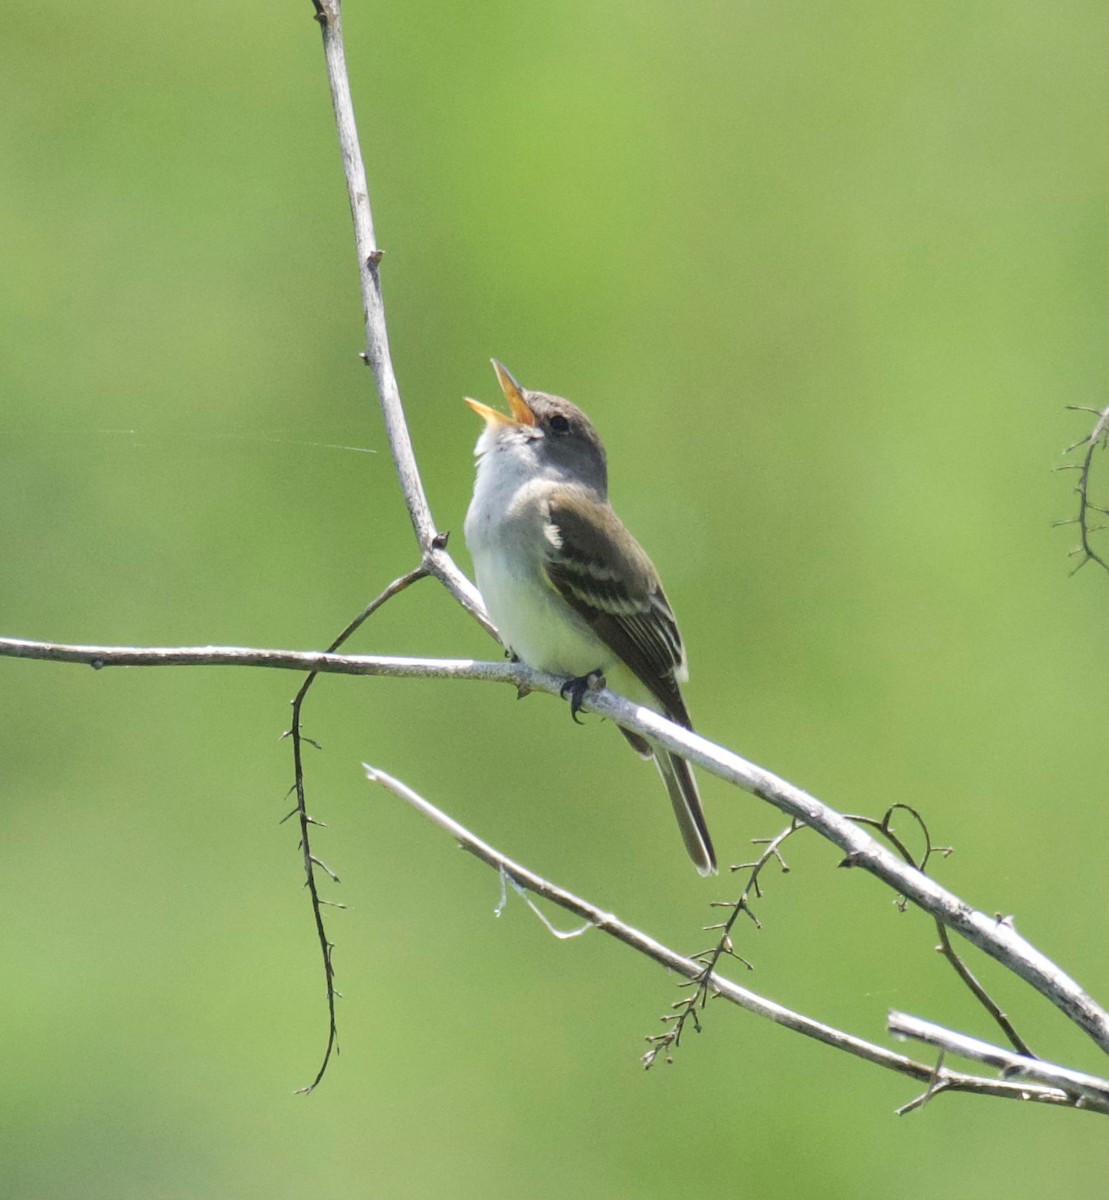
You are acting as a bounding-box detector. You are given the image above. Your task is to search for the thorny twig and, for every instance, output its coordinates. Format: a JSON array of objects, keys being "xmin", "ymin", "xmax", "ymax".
[
  {"xmin": 1056, "ymin": 404, "xmax": 1109, "ymax": 574},
  {"xmin": 649, "ymin": 805, "xmax": 1034, "ymax": 1069},
  {"xmin": 643, "ymin": 820, "xmax": 805, "ymax": 1068},
  {"xmin": 283, "ymin": 567, "xmax": 428, "ymax": 1093}
]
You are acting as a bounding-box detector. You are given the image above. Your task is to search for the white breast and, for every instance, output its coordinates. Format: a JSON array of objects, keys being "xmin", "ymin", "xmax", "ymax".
[{"xmin": 464, "ymin": 436, "xmax": 611, "ymax": 678}]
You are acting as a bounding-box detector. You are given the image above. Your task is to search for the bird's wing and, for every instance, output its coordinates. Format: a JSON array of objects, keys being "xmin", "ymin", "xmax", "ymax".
[{"xmin": 542, "ymin": 487, "xmax": 690, "ymax": 725}]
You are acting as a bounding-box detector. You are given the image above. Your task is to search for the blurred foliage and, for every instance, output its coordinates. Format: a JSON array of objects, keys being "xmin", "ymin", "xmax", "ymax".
[{"xmin": 0, "ymin": 2, "xmax": 1105, "ymax": 1197}]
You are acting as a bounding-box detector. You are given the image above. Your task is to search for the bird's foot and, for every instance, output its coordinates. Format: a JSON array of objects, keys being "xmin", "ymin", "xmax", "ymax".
[{"xmin": 560, "ymin": 669, "xmax": 606, "ymax": 725}]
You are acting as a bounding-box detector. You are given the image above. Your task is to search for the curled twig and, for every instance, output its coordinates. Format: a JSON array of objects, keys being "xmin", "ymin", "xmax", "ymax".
[
  {"xmin": 849, "ymin": 806, "xmax": 1031, "ymax": 1057},
  {"xmin": 651, "ymin": 804, "xmax": 1035, "ymax": 1068}
]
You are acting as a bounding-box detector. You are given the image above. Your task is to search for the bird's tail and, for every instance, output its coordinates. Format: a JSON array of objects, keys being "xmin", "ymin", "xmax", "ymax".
[{"xmin": 653, "ymin": 748, "xmax": 717, "ymax": 876}]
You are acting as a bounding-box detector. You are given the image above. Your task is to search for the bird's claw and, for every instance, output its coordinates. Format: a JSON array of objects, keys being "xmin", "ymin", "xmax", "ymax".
[{"xmin": 560, "ymin": 669, "xmax": 605, "ymax": 724}]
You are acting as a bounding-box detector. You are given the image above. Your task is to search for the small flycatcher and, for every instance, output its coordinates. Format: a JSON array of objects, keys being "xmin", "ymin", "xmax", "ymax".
[{"xmin": 463, "ymin": 360, "xmax": 716, "ymax": 874}]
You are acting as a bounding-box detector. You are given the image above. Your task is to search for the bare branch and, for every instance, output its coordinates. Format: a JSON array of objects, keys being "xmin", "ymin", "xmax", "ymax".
[
  {"xmin": 311, "ymin": 0, "xmax": 494, "ymax": 632},
  {"xmin": 286, "ymin": 566, "xmax": 429, "ymax": 1093},
  {"xmin": 2, "ymin": 633, "xmax": 1107, "ymax": 1055},
  {"xmin": 366, "ymin": 763, "xmax": 1089, "ymax": 1113},
  {"xmin": 1059, "ymin": 403, "xmax": 1109, "ymax": 574},
  {"xmin": 850, "ymin": 806, "xmax": 1032, "ymax": 1056},
  {"xmin": 889, "ymin": 1012, "xmax": 1109, "ymax": 1114}
]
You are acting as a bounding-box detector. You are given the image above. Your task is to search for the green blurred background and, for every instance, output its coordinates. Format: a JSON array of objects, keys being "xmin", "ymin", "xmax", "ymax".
[{"xmin": 1, "ymin": 2, "xmax": 1105, "ymax": 1197}]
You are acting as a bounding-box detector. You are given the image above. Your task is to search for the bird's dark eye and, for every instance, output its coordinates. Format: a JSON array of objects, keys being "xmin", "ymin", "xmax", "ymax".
[{"xmin": 548, "ymin": 414, "xmax": 571, "ymax": 434}]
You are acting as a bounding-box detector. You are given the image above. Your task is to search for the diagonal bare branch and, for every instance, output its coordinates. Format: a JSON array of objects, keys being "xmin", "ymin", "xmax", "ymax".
[{"xmin": 365, "ymin": 762, "xmax": 1093, "ymax": 1114}]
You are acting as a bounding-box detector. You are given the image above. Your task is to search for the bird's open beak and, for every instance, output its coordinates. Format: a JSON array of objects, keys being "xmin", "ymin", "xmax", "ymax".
[{"xmin": 464, "ymin": 359, "xmax": 536, "ymax": 427}]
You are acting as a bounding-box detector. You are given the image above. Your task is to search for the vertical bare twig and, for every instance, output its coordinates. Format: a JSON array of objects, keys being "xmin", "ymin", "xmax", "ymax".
[{"xmin": 310, "ymin": 0, "xmax": 494, "ymax": 633}]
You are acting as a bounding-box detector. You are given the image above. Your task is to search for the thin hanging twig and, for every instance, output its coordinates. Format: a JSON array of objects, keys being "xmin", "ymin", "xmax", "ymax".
[{"xmin": 284, "ymin": 566, "xmax": 430, "ymax": 1093}]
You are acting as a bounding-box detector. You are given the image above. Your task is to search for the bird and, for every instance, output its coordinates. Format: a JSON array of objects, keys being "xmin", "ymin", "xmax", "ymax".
[{"xmin": 462, "ymin": 359, "xmax": 716, "ymax": 874}]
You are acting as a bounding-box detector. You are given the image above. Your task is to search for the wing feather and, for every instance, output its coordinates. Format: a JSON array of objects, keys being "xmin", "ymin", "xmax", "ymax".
[{"xmin": 542, "ymin": 487, "xmax": 690, "ymax": 724}]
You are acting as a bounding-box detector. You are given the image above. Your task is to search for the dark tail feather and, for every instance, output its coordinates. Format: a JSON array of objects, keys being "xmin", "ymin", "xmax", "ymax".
[{"xmin": 653, "ymin": 749, "xmax": 716, "ymax": 875}]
